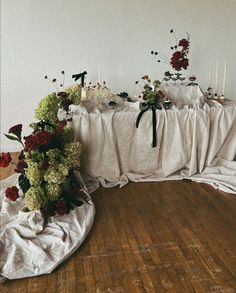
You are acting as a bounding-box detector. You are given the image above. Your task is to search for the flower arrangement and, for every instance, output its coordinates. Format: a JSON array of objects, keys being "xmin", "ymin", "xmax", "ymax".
[
  {"xmin": 0, "ymin": 72, "xmax": 89, "ymax": 219},
  {"xmin": 151, "ymin": 29, "xmax": 191, "ymax": 83},
  {"xmin": 135, "ymin": 75, "xmax": 164, "ymax": 107}
]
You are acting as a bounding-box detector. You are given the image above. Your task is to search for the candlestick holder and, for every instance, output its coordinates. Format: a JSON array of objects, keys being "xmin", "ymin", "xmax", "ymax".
[
  {"xmin": 206, "ymin": 87, "xmax": 213, "ymax": 99},
  {"xmin": 213, "ymin": 93, "xmax": 218, "ymax": 99}
]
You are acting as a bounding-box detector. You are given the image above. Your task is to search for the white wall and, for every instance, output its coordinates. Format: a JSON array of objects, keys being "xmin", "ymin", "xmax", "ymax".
[{"xmin": 1, "ymin": 0, "xmax": 236, "ymax": 151}]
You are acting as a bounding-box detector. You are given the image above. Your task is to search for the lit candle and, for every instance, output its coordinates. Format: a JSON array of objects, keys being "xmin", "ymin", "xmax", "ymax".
[
  {"xmin": 215, "ymin": 60, "xmax": 219, "ymax": 94},
  {"xmin": 98, "ymin": 63, "xmax": 101, "ymax": 84},
  {"xmin": 222, "ymin": 59, "xmax": 227, "ymax": 96},
  {"xmin": 208, "ymin": 60, "xmax": 212, "ymax": 87}
]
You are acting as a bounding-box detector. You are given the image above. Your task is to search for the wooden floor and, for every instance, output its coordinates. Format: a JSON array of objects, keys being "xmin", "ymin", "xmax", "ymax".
[{"xmin": 0, "ymin": 153, "xmax": 236, "ymax": 292}]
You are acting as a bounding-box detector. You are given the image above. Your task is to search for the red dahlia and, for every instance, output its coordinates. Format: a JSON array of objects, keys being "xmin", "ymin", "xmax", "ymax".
[
  {"xmin": 0, "ymin": 152, "xmax": 12, "ymax": 168},
  {"xmin": 5, "ymin": 186, "xmax": 19, "ymax": 201}
]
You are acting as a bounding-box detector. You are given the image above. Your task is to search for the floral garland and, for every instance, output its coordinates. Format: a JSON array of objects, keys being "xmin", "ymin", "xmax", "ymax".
[{"xmin": 0, "ymin": 74, "xmax": 89, "ymax": 219}]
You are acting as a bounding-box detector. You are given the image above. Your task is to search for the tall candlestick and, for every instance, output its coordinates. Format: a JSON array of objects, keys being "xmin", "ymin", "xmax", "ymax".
[
  {"xmin": 215, "ymin": 60, "xmax": 219, "ymax": 94},
  {"xmin": 222, "ymin": 59, "xmax": 227, "ymax": 96},
  {"xmin": 208, "ymin": 60, "xmax": 212, "ymax": 87},
  {"xmin": 98, "ymin": 63, "xmax": 101, "ymax": 84}
]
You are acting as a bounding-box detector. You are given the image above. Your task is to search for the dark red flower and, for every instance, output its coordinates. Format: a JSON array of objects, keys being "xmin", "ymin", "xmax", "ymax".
[
  {"xmin": 24, "ymin": 134, "xmax": 38, "ymax": 151},
  {"xmin": 0, "ymin": 152, "xmax": 12, "ymax": 168},
  {"xmin": 35, "ymin": 131, "xmax": 51, "ymax": 145},
  {"xmin": 178, "ymin": 38, "xmax": 189, "ymax": 49},
  {"xmin": 56, "ymin": 199, "xmax": 69, "ymax": 215},
  {"xmin": 8, "ymin": 124, "xmax": 22, "ymax": 139},
  {"xmin": 171, "ymin": 51, "xmax": 189, "ymax": 71},
  {"xmin": 5, "ymin": 186, "xmax": 19, "ymax": 201},
  {"xmin": 41, "ymin": 204, "xmax": 56, "ymax": 218},
  {"xmin": 14, "ymin": 160, "xmax": 27, "ymax": 173}
]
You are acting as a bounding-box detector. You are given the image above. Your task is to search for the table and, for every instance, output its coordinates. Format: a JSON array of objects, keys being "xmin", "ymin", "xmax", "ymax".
[{"xmin": 72, "ymin": 97, "xmax": 236, "ymax": 194}]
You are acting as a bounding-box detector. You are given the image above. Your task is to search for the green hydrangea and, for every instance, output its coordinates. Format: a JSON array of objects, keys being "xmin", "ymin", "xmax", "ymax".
[
  {"xmin": 65, "ymin": 84, "xmax": 81, "ymax": 105},
  {"xmin": 35, "ymin": 93, "xmax": 59, "ymax": 123},
  {"xmin": 46, "ymin": 149, "xmax": 61, "ymax": 166},
  {"xmin": 26, "ymin": 161, "xmax": 43, "ymax": 185},
  {"xmin": 64, "ymin": 142, "xmax": 81, "ymax": 168},
  {"xmin": 25, "ymin": 186, "xmax": 47, "ymax": 211},
  {"xmin": 44, "ymin": 164, "xmax": 69, "ymax": 184},
  {"xmin": 61, "ymin": 127, "xmax": 74, "ymax": 145},
  {"xmin": 25, "ymin": 151, "xmax": 44, "ymax": 163},
  {"xmin": 44, "ymin": 183, "xmax": 61, "ymax": 201}
]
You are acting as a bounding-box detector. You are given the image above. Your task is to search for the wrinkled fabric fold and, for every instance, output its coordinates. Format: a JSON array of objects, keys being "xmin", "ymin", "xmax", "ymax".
[{"xmin": 0, "ymin": 174, "xmax": 95, "ymax": 281}]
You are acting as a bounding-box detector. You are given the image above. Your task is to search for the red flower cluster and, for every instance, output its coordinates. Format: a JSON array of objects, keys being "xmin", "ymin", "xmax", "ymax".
[
  {"xmin": 178, "ymin": 38, "xmax": 189, "ymax": 49},
  {"xmin": 24, "ymin": 131, "xmax": 51, "ymax": 151},
  {"xmin": 0, "ymin": 152, "xmax": 12, "ymax": 168},
  {"xmin": 24, "ymin": 134, "xmax": 38, "ymax": 151},
  {"xmin": 5, "ymin": 186, "xmax": 19, "ymax": 201},
  {"xmin": 171, "ymin": 51, "xmax": 189, "ymax": 71},
  {"xmin": 35, "ymin": 131, "xmax": 51, "ymax": 145},
  {"xmin": 170, "ymin": 33, "xmax": 190, "ymax": 72}
]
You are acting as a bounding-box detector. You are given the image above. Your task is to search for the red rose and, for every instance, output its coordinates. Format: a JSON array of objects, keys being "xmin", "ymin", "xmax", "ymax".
[
  {"xmin": 14, "ymin": 160, "xmax": 27, "ymax": 173},
  {"xmin": 0, "ymin": 152, "xmax": 12, "ymax": 168},
  {"xmin": 8, "ymin": 124, "xmax": 22, "ymax": 139},
  {"xmin": 178, "ymin": 38, "xmax": 189, "ymax": 49},
  {"xmin": 35, "ymin": 131, "xmax": 51, "ymax": 145},
  {"xmin": 56, "ymin": 199, "xmax": 69, "ymax": 215},
  {"xmin": 24, "ymin": 134, "xmax": 38, "ymax": 151},
  {"xmin": 5, "ymin": 186, "xmax": 19, "ymax": 201}
]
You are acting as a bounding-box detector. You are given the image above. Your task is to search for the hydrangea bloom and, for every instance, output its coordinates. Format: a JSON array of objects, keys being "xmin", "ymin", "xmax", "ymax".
[
  {"xmin": 61, "ymin": 127, "xmax": 74, "ymax": 145},
  {"xmin": 45, "ymin": 183, "xmax": 61, "ymax": 201},
  {"xmin": 25, "ymin": 186, "xmax": 47, "ymax": 211},
  {"xmin": 44, "ymin": 164, "xmax": 69, "ymax": 184},
  {"xmin": 65, "ymin": 84, "xmax": 81, "ymax": 105},
  {"xmin": 64, "ymin": 142, "xmax": 82, "ymax": 168},
  {"xmin": 35, "ymin": 93, "xmax": 59, "ymax": 123},
  {"xmin": 26, "ymin": 161, "xmax": 43, "ymax": 185}
]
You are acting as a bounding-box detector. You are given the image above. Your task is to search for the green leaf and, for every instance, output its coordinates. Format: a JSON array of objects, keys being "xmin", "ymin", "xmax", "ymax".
[{"xmin": 4, "ymin": 134, "xmax": 21, "ymax": 143}]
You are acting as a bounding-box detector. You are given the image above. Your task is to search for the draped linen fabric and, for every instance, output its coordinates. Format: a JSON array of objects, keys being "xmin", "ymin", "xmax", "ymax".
[
  {"xmin": 73, "ymin": 99, "xmax": 236, "ymax": 194},
  {"xmin": 0, "ymin": 174, "xmax": 95, "ymax": 282}
]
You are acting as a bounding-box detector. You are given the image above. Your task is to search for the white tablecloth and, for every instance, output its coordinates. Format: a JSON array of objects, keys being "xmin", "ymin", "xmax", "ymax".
[{"xmin": 73, "ymin": 99, "xmax": 236, "ymax": 194}]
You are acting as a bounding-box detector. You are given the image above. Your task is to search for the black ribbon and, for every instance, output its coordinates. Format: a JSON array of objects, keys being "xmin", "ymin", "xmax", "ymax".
[
  {"xmin": 136, "ymin": 103, "xmax": 159, "ymax": 148},
  {"xmin": 72, "ymin": 71, "xmax": 87, "ymax": 87}
]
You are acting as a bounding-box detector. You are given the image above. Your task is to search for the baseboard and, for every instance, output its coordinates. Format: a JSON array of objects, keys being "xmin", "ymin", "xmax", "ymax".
[{"xmin": 0, "ymin": 145, "xmax": 22, "ymax": 153}]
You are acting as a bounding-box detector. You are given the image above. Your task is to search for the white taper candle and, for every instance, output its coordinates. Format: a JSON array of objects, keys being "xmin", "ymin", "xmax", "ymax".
[
  {"xmin": 98, "ymin": 63, "xmax": 101, "ymax": 84},
  {"xmin": 208, "ymin": 60, "xmax": 212, "ymax": 87},
  {"xmin": 222, "ymin": 59, "xmax": 227, "ymax": 96},
  {"xmin": 215, "ymin": 60, "xmax": 219, "ymax": 94}
]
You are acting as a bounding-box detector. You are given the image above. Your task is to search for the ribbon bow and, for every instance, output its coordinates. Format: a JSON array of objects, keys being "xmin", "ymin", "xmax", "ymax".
[{"xmin": 136, "ymin": 102, "xmax": 161, "ymax": 148}]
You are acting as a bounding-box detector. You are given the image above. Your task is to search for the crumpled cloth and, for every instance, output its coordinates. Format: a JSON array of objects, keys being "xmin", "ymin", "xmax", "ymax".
[
  {"xmin": 72, "ymin": 99, "xmax": 236, "ymax": 194},
  {"xmin": 0, "ymin": 173, "xmax": 95, "ymax": 281}
]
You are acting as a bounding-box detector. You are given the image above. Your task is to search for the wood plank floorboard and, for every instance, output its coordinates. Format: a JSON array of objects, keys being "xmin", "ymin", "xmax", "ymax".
[{"xmin": 0, "ymin": 153, "xmax": 235, "ymax": 292}]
